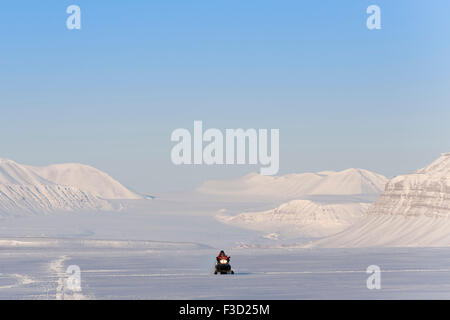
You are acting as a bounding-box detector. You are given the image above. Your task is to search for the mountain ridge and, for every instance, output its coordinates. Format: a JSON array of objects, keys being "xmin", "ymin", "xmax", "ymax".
[
  {"xmin": 197, "ymin": 168, "xmax": 388, "ymax": 201},
  {"xmin": 217, "ymin": 199, "xmax": 369, "ymax": 238},
  {"xmin": 310, "ymin": 153, "xmax": 450, "ymax": 247},
  {"xmin": 0, "ymin": 158, "xmax": 141, "ymax": 215}
]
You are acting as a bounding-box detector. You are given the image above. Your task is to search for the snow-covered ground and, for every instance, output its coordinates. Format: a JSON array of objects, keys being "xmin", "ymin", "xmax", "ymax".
[
  {"xmin": 3, "ymin": 242, "xmax": 450, "ymax": 299},
  {"xmin": 0, "ymin": 195, "xmax": 449, "ymax": 300}
]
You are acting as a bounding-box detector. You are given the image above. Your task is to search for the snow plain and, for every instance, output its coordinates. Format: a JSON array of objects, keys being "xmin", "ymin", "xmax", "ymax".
[
  {"xmin": 3, "ymin": 238, "xmax": 450, "ymax": 299},
  {"xmin": 0, "ymin": 197, "xmax": 450, "ymax": 300}
]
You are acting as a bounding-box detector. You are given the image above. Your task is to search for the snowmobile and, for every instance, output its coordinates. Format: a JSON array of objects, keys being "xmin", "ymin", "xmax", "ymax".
[{"xmin": 214, "ymin": 252, "xmax": 234, "ymax": 275}]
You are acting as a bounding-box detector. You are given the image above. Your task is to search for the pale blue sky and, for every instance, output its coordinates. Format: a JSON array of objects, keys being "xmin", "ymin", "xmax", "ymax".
[{"xmin": 0, "ymin": 1, "xmax": 449, "ymax": 193}]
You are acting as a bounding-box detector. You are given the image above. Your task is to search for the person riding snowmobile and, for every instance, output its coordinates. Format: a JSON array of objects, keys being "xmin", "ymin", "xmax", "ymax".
[
  {"xmin": 216, "ymin": 250, "xmax": 230, "ymax": 263},
  {"xmin": 214, "ymin": 250, "xmax": 234, "ymax": 274}
]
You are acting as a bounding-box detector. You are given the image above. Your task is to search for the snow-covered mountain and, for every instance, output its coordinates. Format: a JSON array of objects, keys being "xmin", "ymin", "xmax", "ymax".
[
  {"xmin": 217, "ymin": 200, "xmax": 369, "ymax": 238},
  {"xmin": 197, "ymin": 168, "xmax": 387, "ymax": 201},
  {"xmin": 28, "ymin": 163, "xmax": 141, "ymax": 200},
  {"xmin": 213, "ymin": 168, "xmax": 387, "ymax": 239},
  {"xmin": 0, "ymin": 158, "xmax": 141, "ymax": 215},
  {"xmin": 0, "ymin": 184, "xmax": 113, "ymax": 215},
  {"xmin": 0, "ymin": 158, "xmax": 51, "ymax": 185},
  {"xmin": 367, "ymin": 152, "xmax": 450, "ymax": 218},
  {"xmin": 311, "ymin": 153, "xmax": 450, "ymax": 247}
]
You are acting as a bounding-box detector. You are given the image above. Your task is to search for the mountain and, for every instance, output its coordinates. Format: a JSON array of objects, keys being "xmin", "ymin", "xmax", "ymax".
[
  {"xmin": 366, "ymin": 152, "xmax": 450, "ymax": 217},
  {"xmin": 217, "ymin": 200, "xmax": 369, "ymax": 238},
  {"xmin": 212, "ymin": 168, "xmax": 387, "ymax": 239},
  {"xmin": 0, "ymin": 158, "xmax": 51, "ymax": 185},
  {"xmin": 28, "ymin": 163, "xmax": 141, "ymax": 200},
  {"xmin": 197, "ymin": 168, "xmax": 388, "ymax": 201},
  {"xmin": 0, "ymin": 184, "xmax": 113, "ymax": 215},
  {"xmin": 311, "ymin": 153, "xmax": 450, "ymax": 247},
  {"xmin": 0, "ymin": 158, "xmax": 141, "ymax": 215}
]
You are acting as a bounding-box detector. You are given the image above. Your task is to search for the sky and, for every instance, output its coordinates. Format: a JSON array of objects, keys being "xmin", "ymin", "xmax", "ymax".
[{"xmin": 0, "ymin": 0, "xmax": 449, "ymax": 193}]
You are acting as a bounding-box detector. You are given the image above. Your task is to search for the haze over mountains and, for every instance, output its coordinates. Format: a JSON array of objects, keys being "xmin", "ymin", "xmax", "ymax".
[
  {"xmin": 0, "ymin": 158, "xmax": 141, "ymax": 215},
  {"xmin": 3, "ymin": 153, "xmax": 450, "ymax": 248},
  {"xmin": 197, "ymin": 168, "xmax": 388, "ymax": 201}
]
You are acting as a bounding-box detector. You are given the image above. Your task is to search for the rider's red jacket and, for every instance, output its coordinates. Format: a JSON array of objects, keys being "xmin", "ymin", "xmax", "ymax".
[{"xmin": 216, "ymin": 254, "xmax": 230, "ymax": 263}]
